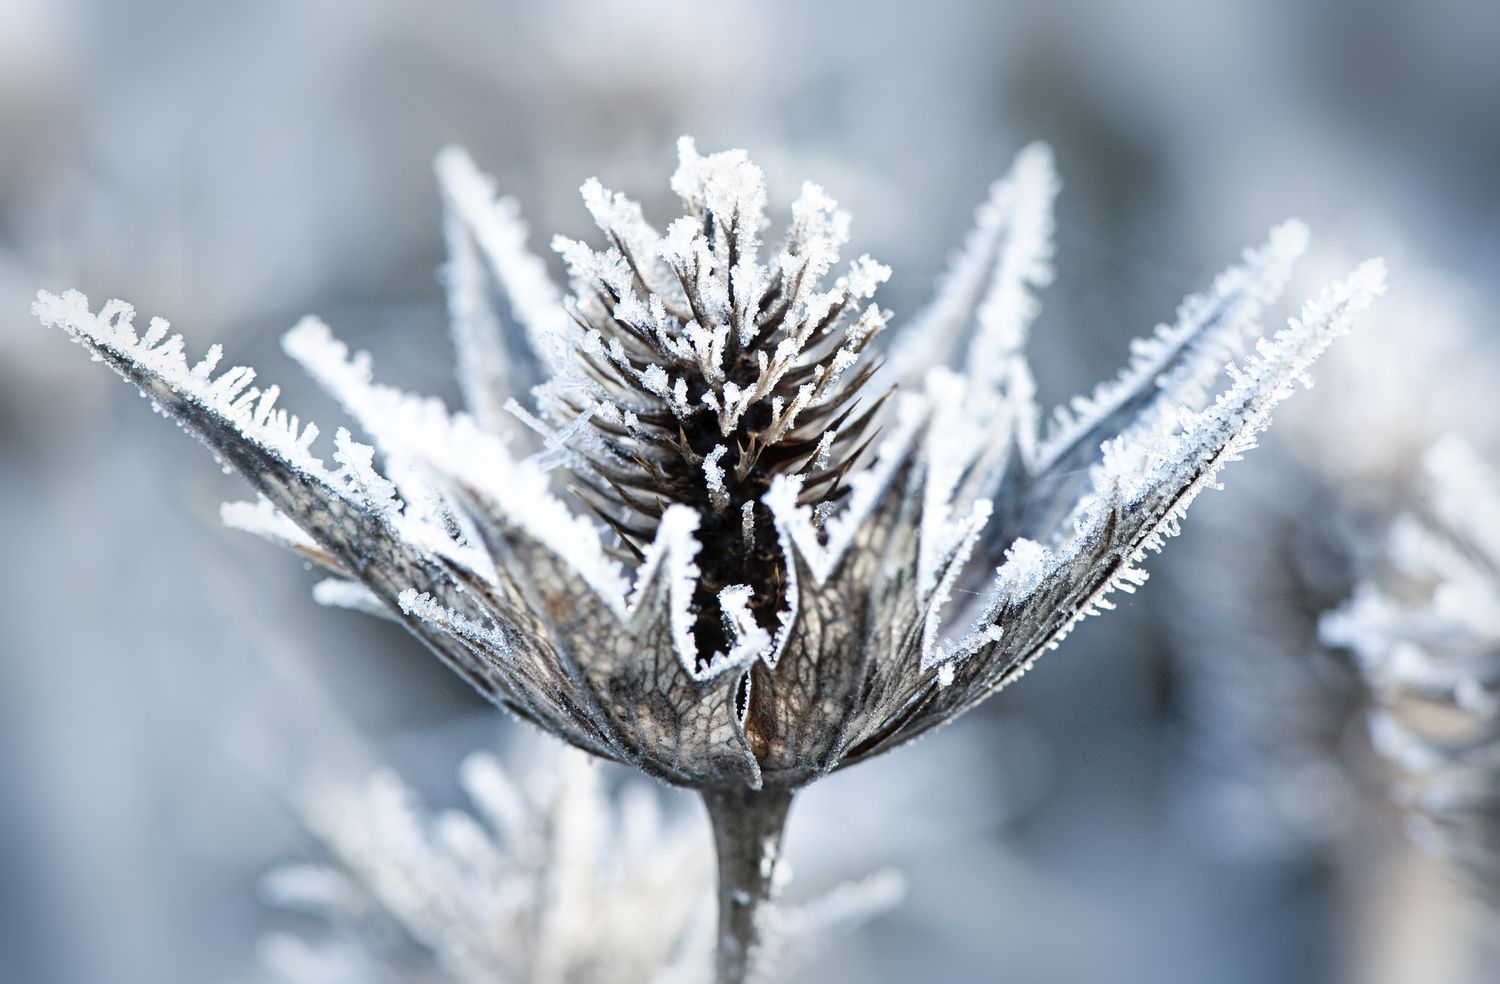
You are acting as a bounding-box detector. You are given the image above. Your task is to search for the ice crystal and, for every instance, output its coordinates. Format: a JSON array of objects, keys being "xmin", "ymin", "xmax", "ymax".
[{"xmin": 1322, "ymin": 438, "xmax": 1500, "ymax": 913}]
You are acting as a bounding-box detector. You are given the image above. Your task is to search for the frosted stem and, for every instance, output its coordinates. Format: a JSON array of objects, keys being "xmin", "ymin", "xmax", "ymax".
[{"xmin": 701, "ymin": 785, "xmax": 795, "ymax": 984}]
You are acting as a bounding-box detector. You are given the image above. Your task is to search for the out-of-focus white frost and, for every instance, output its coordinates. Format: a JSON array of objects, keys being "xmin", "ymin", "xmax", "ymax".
[
  {"xmin": 261, "ymin": 744, "xmax": 904, "ymax": 984},
  {"xmin": 1322, "ymin": 437, "xmax": 1500, "ymax": 915},
  {"xmin": 261, "ymin": 747, "xmax": 714, "ymax": 984}
]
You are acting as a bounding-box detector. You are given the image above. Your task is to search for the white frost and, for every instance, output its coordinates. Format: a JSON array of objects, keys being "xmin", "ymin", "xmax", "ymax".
[{"xmin": 435, "ymin": 145, "xmax": 572, "ymax": 374}]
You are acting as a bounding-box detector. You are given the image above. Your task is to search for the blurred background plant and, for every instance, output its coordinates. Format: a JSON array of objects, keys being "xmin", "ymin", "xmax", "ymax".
[
  {"xmin": 260, "ymin": 742, "xmax": 719, "ymax": 984},
  {"xmin": 258, "ymin": 737, "xmax": 903, "ymax": 984},
  {"xmin": 1318, "ymin": 437, "xmax": 1500, "ymax": 984},
  {"xmin": 5, "ymin": 1, "xmax": 1500, "ymax": 983},
  {"xmin": 1166, "ymin": 241, "xmax": 1500, "ymax": 984}
]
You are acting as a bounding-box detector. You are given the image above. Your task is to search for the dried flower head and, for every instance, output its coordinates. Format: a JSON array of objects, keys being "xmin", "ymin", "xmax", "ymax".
[{"xmin": 35, "ymin": 138, "xmax": 1383, "ymax": 981}]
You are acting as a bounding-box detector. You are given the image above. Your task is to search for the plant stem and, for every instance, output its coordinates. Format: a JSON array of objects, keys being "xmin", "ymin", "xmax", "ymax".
[{"xmin": 701, "ymin": 785, "xmax": 796, "ymax": 984}]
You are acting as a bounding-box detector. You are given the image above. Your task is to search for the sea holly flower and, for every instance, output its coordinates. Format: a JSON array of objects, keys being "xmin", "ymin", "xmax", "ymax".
[{"xmin": 34, "ymin": 138, "xmax": 1384, "ymax": 982}]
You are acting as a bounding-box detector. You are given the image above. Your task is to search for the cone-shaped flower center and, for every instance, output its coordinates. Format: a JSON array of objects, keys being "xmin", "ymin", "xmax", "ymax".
[{"xmin": 547, "ymin": 139, "xmax": 890, "ymax": 667}]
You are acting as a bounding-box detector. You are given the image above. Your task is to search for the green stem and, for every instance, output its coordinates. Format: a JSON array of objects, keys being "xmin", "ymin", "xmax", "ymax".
[{"xmin": 701, "ymin": 785, "xmax": 796, "ymax": 984}]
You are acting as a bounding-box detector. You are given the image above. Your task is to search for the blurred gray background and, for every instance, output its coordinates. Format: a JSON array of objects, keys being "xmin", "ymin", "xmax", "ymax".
[{"xmin": 4, "ymin": 1, "xmax": 1499, "ymax": 982}]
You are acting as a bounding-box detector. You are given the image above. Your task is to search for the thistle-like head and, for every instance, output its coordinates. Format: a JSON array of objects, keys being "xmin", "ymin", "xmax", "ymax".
[
  {"xmin": 544, "ymin": 138, "xmax": 891, "ymax": 670},
  {"xmin": 34, "ymin": 138, "xmax": 1385, "ymax": 792}
]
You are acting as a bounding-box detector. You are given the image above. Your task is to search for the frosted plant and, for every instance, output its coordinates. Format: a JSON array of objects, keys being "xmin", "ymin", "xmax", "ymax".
[
  {"xmin": 261, "ymin": 743, "xmax": 902, "ymax": 984},
  {"xmin": 260, "ymin": 748, "xmax": 709, "ymax": 984},
  {"xmin": 1322, "ymin": 438, "xmax": 1500, "ymax": 919},
  {"xmin": 34, "ymin": 137, "xmax": 1383, "ymax": 982}
]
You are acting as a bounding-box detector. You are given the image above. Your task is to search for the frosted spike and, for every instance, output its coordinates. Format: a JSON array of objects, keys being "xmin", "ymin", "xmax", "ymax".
[
  {"xmin": 1035, "ymin": 219, "xmax": 1309, "ymax": 477},
  {"xmin": 435, "ymin": 145, "xmax": 572, "ymax": 375}
]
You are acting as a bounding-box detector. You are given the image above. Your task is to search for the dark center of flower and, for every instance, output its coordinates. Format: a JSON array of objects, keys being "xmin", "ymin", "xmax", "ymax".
[{"xmin": 541, "ymin": 144, "xmax": 891, "ymax": 667}]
